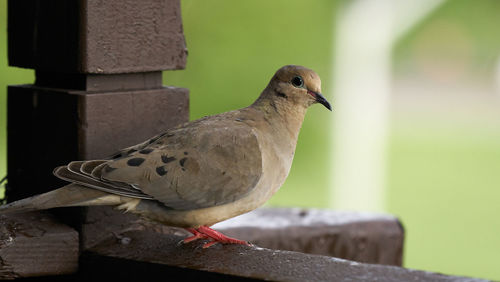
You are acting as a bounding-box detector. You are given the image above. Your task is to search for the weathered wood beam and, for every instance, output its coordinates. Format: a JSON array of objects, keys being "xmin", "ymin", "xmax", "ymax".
[
  {"xmin": 84, "ymin": 244, "xmax": 486, "ymax": 282},
  {"xmin": 78, "ymin": 207, "xmax": 404, "ymax": 266},
  {"xmin": 0, "ymin": 208, "xmax": 486, "ymax": 281},
  {"xmin": 0, "ymin": 212, "xmax": 78, "ymax": 279},
  {"xmin": 82, "ymin": 208, "xmax": 484, "ymax": 281},
  {"xmin": 214, "ymin": 208, "xmax": 404, "ymax": 266}
]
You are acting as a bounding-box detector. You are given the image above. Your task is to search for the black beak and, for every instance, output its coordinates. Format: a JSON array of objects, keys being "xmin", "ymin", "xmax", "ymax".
[{"xmin": 309, "ymin": 91, "xmax": 332, "ymax": 111}]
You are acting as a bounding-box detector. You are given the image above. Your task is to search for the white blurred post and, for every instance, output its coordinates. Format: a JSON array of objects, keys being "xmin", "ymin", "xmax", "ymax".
[
  {"xmin": 330, "ymin": 0, "xmax": 445, "ymax": 211},
  {"xmin": 495, "ymin": 55, "xmax": 500, "ymax": 97}
]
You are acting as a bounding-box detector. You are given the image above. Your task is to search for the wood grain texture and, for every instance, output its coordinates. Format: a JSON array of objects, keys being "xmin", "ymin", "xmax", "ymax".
[
  {"xmin": 214, "ymin": 208, "xmax": 405, "ymax": 266},
  {"xmin": 83, "ymin": 208, "xmax": 484, "ymax": 282},
  {"xmin": 8, "ymin": 0, "xmax": 187, "ymax": 73},
  {"xmin": 84, "ymin": 0, "xmax": 187, "ymax": 73},
  {"xmin": 0, "ymin": 212, "xmax": 78, "ymax": 279}
]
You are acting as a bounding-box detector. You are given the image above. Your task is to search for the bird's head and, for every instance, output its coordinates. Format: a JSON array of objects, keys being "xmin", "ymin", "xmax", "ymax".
[{"xmin": 267, "ymin": 65, "xmax": 331, "ymax": 111}]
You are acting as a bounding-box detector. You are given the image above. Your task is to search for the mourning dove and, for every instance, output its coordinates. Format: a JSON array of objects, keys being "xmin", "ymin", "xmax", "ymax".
[{"xmin": 0, "ymin": 65, "xmax": 331, "ymax": 247}]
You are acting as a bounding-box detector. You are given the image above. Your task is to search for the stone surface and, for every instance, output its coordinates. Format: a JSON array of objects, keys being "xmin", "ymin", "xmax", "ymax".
[
  {"xmin": 8, "ymin": 0, "xmax": 187, "ymax": 73},
  {"xmin": 0, "ymin": 212, "xmax": 78, "ymax": 279},
  {"xmin": 214, "ymin": 208, "xmax": 404, "ymax": 266}
]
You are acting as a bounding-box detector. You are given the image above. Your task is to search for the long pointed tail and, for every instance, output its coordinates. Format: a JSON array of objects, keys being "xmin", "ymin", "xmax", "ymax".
[{"xmin": 0, "ymin": 184, "xmax": 126, "ymax": 214}]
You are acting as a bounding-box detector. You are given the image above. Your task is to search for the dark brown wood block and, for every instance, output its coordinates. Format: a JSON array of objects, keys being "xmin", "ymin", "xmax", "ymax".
[
  {"xmin": 214, "ymin": 208, "xmax": 404, "ymax": 266},
  {"xmin": 83, "ymin": 0, "xmax": 187, "ymax": 73},
  {"xmin": 35, "ymin": 71, "xmax": 164, "ymax": 92},
  {"xmin": 7, "ymin": 0, "xmax": 80, "ymax": 71},
  {"xmin": 0, "ymin": 212, "xmax": 78, "ymax": 279},
  {"xmin": 6, "ymin": 85, "xmax": 189, "ymax": 202},
  {"xmin": 8, "ymin": 0, "xmax": 187, "ymax": 73},
  {"xmin": 78, "ymin": 87, "xmax": 189, "ymax": 159}
]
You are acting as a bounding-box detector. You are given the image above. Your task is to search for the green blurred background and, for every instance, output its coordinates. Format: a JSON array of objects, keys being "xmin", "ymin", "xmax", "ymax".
[{"xmin": 1, "ymin": 0, "xmax": 499, "ymax": 280}]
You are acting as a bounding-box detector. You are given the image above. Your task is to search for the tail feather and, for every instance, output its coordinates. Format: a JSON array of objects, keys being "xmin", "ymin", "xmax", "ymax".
[
  {"xmin": 0, "ymin": 184, "xmax": 128, "ymax": 214},
  {"xmin": 54, "ymin": 163, "xmax": 153, "ymax": 199}
]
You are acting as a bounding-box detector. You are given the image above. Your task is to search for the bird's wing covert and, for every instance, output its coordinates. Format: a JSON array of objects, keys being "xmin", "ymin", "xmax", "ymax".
[{"xmin": 97, "ymin": 119, "xmax": 263, "ymax": 210}]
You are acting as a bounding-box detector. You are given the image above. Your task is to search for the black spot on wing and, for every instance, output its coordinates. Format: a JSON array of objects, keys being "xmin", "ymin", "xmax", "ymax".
[
  {"xmin": 179, "ymin": 157, "xmax": 187, "ymax": 167},
  {"xmin": 127, "ymin": 158, "xmax": 145, "ymax": 166},
  {"xmin": 156, "ymin": 166, "xmax": 168, "ymax": 176},
  {"xmin": 127, "ymin": 149, "xmax": 137, "ymax": 155},
  {"xmin": 139, "ymin": 148, "xmax": 154, "ymax": 154},
  {"xmin": 184, "ymin": 151, "xmax": 188, "ymax": 155},
  {"xmin": 161, "ymin": 155, "xmax": 176, "ymax": 164}
]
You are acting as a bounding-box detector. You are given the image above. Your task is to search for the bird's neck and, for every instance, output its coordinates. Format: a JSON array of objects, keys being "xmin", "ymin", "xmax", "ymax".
[{"xmin": 250, "ymin": 88, "xmax": 307, "ymax": 143}]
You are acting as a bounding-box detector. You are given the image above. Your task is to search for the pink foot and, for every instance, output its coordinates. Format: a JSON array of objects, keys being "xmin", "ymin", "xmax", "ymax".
[
  {"xmin": 183, "ymin": 228, "xmax": 209, "ymax": 243},
  {"xmin": 183, "ymin": 226, "xmax": 249, "ymax": 248}
]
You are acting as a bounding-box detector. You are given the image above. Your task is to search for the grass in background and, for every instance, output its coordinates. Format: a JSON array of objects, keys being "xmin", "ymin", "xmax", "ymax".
[
  {"xmin": 388, "ymin": 120, "xmax": 500, "ymax": 280},
  {"xmin": 390, "ymin": 1, "xmax": 500, "ymax": 279}
]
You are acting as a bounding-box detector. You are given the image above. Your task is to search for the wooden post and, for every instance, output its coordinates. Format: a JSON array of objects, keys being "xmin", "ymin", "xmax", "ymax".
[
  {"xmin": 6, "ymin": 0, "xmax": 188, "ymax": 254},
  {"xmin": 7, "ymin": 0, "xmax": 188, "ymax": 200}
]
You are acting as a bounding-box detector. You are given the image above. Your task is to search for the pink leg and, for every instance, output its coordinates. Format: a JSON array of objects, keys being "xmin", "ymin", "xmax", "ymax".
[
  {"xmin": 183, "ymin": 226, "xmax": 249, "ymax": 248},
  {"xmin": 183, "ymin": 228, "xmax": 209, "ymax": 243},
  {"xmin": 197, "ymin": 226, "xmax": 249, "ymax": 246}
]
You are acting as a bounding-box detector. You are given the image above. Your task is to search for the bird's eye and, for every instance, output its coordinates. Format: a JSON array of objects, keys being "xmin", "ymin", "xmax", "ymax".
[{"xmin": 291, "ymin": 76, "xmax": 304, "ymax": 88}]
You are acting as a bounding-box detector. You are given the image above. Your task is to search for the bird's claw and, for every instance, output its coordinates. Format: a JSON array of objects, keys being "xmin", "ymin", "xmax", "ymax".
[{"xmin": 182, "ymin": 226, "xmax": 250, "ymax": 248}]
